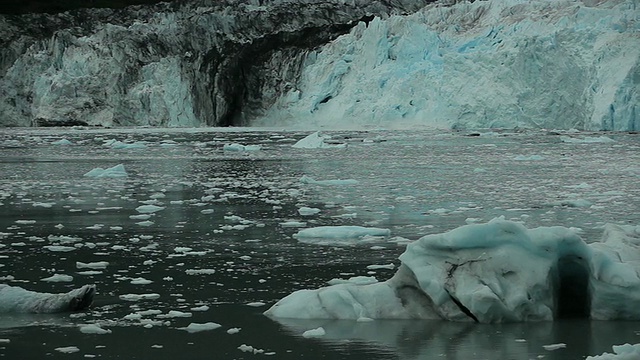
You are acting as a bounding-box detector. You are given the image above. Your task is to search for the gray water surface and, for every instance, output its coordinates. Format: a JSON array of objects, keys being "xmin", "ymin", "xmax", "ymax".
[{"xmin": 0, "ymin": 128, "xmax": 639, "ymax": 359}]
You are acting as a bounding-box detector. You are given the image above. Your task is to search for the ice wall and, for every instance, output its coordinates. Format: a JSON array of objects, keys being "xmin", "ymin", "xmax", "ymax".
[
  {"xmin": 255, "ymin": 0, "xmax": 640, "ymax": 131},
  {"xmin": 0, "ymin": 0, "xmax": 638, "ymax": 129},
  {"xmin": 0, "ymin": 0, "xmax": 431, "ymax": 127}
]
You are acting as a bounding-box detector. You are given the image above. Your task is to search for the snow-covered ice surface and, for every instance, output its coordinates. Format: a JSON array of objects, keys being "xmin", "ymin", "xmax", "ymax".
[{"xmin": 0, "ymin": 127, "xmax": 639, "ymax": 359}]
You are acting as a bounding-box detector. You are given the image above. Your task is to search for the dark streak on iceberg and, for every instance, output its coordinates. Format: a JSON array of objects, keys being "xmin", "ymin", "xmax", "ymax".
[{"xmin": 0, "ymin": 0, "xmax": 434, "ymax": 127}]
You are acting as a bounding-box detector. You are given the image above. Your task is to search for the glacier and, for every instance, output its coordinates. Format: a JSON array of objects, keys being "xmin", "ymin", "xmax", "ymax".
[
  {"xmin": 0, "ymin": 0, "xmax": 431, "ymax": 127},
  {"xmin": 256, "ymin": 0, "xmax": 640, "ymax": 130},
  {"xmin": 264, "ymin": 219, "xmax": 640, "ymax": 322},
  {"xmin": 1, "ymin": 0, "xmax": 638, "ymax": 130}
]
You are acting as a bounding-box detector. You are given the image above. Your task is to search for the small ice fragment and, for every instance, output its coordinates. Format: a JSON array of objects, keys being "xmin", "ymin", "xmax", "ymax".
[
  {"xmin": 298, "ymin": 207, "xmax": 321, "ymax": 216},
  {"xmin": 543, "ymin": 343, "xmax": 567, "ymax": 351},
  {"xmin": 366, "ymin": 263, "xmax": 395, "ymax": 270},
  {"xmin": 227, "ymin": 328, "xmax": 241, "ymax": 334},
  {"xmin": 76, "ymin": 261, "xmax": 109, "ymax": 269},
  {"xmin": 55, "ymin": 346, "xmax": 80, "ymax": 353},
  {"xmin": 357, "ymin": 317, "xmax": 374, "ymax": 322},
  {"xmin": 135, "ymin": 205, "xmax": 165, "ymax": 214},
  {"xmin": 179, "ymin": 322, "xmax": 222, "ymax": 333},
  {"xmin": 246, "ymin": 302, "xmax": 266, "ymax": 307},
  {"xmin": 119, "ymin": 293, "xmax": 161, "ymax": 301},
  {"xmin": 130, "ymin": 277, "xmax": 153, "ymax": 285},
  {"xmin": 79, "ymin": 324, "xmax": 112, "ymax": 335},
  {"xmin": 84, "ymin": 164, "xmax": 127, "ymax": 178},
  {"xmin": 41, "ymin": 274, "xmax": 73, "ymax": 282},
  {"xmin": 302, "ymin": 327, "xmax": 326, "ymax": 338}
]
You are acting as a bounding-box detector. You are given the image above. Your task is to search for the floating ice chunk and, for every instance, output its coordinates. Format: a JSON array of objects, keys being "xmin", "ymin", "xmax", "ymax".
[
  {"xmin": 327, "ymin": 276, "xmax": 378, "ymax": 286},
  {"xmin": 302, "ymin": 327, "xmax": 326, "ymax": 338},
  {"xmin": 84, "ymin": 164, "xmax": 128, "ymax": 178},
  {"xmin": 299, "ymin": 175, "xmax": 358, "ymax": 186},
  {"xmin": 246, "ymin": 302, "xmax": 266, "ymax": 307},
  {"xmin": 238, "ymin": 344, "xmax": 265, "ymax": 354},
  {"xmin": 191, "ymin": 305, "xmax": 210, "ymax": 312},
  {"xmin": 185, "ymin": 269, "xmax": 216, "ymax": 275},
  {"xmin": 298, "ymin": 207, "xmax": 321, "ymax": 216},
  {"xmin": 543, "ymin": 343, "xmax": 567, "ymax": 351},
  {"xmin": 41, "ymin": 274, "xmax": 73, "ymax": 283},
  {"xmin": 44, "ymin": 245, "xmax": 76, "ymax": 252},
  {"xmin": 179, "ymin": 322, "xmax": 221, "ymax": 333},
  {"xmin": 33, "ymin": 202, "xmax": 55, "ymax": 208},
  {"xmin": 157, "ymin": 310, "xmax": 191, "ymax": 318},
  {"xmin": 223, "ymin": 143, "xmax": 261, "ymax": 151},
  {"xmin": 136, "ymin": 220, "xmax": 155, "ymax": 227},
  {"xmin": 52, "ymin": 139, "xmax": 72, "ymax": 145},
  {"xmin": 79, "ymin": 324, "xmax": 112, "ymax": 335},
  {"xmin": 366, "ymin": 263, "xmax": 395, "ymax": 270},
  {"xmin": 560, "ymin": 136, "xmax": 615, "ymax": 143},
  {"xmin": 55, "ymin": 346, "xmax": 80, "ymax": 353},
  {"xmin": 119, "ymin": 293, "xmax": 161, "ymax": 301},
  {"xmin": 0, "ymin": 284, "xmax": 95, "ymax": 313},
  {"xmin": 292, "ymin": 131, "xmax": 347, "ymax": 149},
  {"xmin": 135, "ymin": 205, "xmax": 165, "ymax": 214},
  {"xmin": 76, "ymin": 261, "xmax": 109, "ymax": 270},
  {"xmin": 280, "ymin": 221, "xmax": 306, "ymax": 228},
  {"xmin": 293, "ymin": 226, "xmax": 391, "ymax": 244},
  {"xmin": 15, "ymin": 220, "xmax": 36, "ymax": 224},
  {"xmin": 130, "ymin": 277, "xmax": 153, "ymax": 285},
  {"xmin": 227, "ymin": 328, "xmax": 241, "ymax": 334},
  {"xmin": 77, "ymin": 270, "xmax": 102, "ymax": 276},
  {"xmin": 586, "ymin": 343, "xmax": 640, "ymax": 360},
  {"xmin": 104, "ymin": 139, "xmax": 146, "ymax": 149}
]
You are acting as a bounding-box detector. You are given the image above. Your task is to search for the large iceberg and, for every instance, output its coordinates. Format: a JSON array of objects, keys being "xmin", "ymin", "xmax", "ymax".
[{"xmin": 265, "ymin": 219, "xmax": 640, "ymax": 322}]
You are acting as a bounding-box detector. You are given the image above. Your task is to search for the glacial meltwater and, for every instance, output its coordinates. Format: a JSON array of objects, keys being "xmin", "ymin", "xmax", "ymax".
[{"xmin": 0, "ymin": 128, "xmax": 639, "ymax": 360}]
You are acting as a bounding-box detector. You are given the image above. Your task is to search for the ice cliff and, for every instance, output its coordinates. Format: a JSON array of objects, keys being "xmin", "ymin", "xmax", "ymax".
[
  {"xmin": 0, "ymin": 0, "xmax": 431, "ymax": 127},
  {"xmin": 265, "ymin": 219, "xmax": 640, "ymax": 322},
  {"xmin": 0, "ymin": 0, "xmax": 638, "ymax": 130}
]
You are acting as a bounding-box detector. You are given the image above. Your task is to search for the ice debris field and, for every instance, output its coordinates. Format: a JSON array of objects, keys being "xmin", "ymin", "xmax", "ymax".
[{"xmin": 0, "ymin": 128, "xmax": 639, "ymax": 359}]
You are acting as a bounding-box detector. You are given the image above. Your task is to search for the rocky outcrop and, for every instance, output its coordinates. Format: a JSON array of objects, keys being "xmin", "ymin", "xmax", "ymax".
[{"xmin": 0, "ymin": 0, "xmax": 433, "ymax": 127}]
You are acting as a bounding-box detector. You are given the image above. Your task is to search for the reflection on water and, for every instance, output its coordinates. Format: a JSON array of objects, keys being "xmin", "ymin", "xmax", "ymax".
[{"xmin": 0, "ymin": 128, "xmax": 639, "ymax": 359}]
